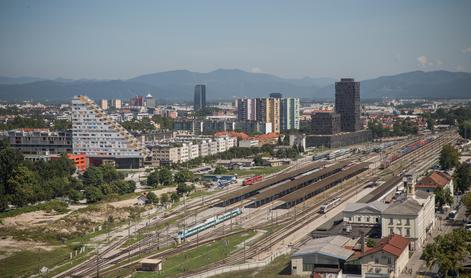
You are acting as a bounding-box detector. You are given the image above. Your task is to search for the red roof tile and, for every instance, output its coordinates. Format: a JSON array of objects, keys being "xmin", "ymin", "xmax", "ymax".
[
  {"xmin": 416, "ymin": 171, "xmax": 451, "ymax": 189},
  {"xmin": 359, "ymin": 234, "xmax": 409, "ymax": 258}
]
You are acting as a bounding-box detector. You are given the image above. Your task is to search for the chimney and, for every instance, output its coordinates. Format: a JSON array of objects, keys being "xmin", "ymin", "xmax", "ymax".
[{"xmin": 360, "ymin": 231, "xmax": 365, "ymax": 254}]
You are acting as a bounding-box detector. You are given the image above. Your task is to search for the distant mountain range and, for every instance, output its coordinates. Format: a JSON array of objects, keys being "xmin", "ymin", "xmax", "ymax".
[{"xmin": 0, "ymin": 69, "xmax": 470, "ymax": 102}]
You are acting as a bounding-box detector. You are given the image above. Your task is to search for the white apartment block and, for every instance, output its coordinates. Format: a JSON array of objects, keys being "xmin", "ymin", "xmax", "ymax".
[
  {"xmin": 71, "ymin": 95, "xmax": 146, "ymax": 168},
  {"xmin": 148, "ymin": 136, "xmax": 235, "ymax": 164}
]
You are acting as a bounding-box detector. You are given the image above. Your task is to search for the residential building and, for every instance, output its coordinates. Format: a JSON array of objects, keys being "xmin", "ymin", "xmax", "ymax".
[
  {"xmin": 111, "ymin": 99, "xmax": 122, "ymax": 109},
  {"xmin": 416, "ymin": 171, "xmax": 454, "ymax": 195},
  {"xmin": 352, "ymin": 234, "xmax": 410, "ymax": 278},
  {"xmin": 194, "ymin": 84, "xmax": 206, "ymax": 111},
  {"xmin": 3, "ymin": 129, "xmax": 72, "ymax": 155},
  {"xmin": 71, "ymin": 95, "xmax": 147, "ymax": 168},
  {"xmin": 235, "ymin": 121, "xmax": 272, "ymax": 134},
  {"xmin": 100, "ymin": 99, "xmax": 108, "ymax": 110},
  {"xmin": 236, "ymin": 98, "xmax": 257, "ymax": 121},
  {"xmin": 335, "ymin": 78, "xmax": 361, "ymax": 132},
  {"xmin": 256, "ymin": 97, "xmax": 281, "ymax": 133},
  {"xmin": 280, "ymin": 97, "xmax": 300, "ymax": 131}
]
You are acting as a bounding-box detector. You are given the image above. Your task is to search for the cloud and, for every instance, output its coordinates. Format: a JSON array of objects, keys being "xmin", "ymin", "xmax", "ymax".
[
  {"xmin": 251, "ymin": 67, "xmax": 263, "ymax": 73},
  {"xmin": 456, "ymin": 65, "xmax": 465, "ymax": 71},
  {"xmin": 417, "ymin": 56, "xmax": 430, "ymax": 67},
  {"xmin": 394, "ymin": 53, "xmax": 401, "ymax": 62},
  {"xmin": 462, "ymin": 46, "xmax": 471, "ymax": 54}
]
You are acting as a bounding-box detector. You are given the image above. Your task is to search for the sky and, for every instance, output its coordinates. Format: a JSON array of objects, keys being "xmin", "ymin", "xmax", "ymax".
[{"xmin": 0, "ymin": 0, "xmax": 471, "ymax": 80}]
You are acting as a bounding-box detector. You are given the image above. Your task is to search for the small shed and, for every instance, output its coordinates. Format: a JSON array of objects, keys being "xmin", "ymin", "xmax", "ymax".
[{"xmin": 140, "ymin": 258, "xmax": 162, "ymax": 271}]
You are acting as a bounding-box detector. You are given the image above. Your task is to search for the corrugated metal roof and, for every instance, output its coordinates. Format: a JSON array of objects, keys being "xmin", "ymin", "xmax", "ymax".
[{"xmin": 293, "ymin": 236, "xmax": 354, "ymax": 260}]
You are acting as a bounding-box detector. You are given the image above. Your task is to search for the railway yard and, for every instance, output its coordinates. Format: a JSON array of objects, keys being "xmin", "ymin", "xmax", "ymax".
[{"xmin": 53, "ymin": 130, "xmax": 460, "ymax": 278}]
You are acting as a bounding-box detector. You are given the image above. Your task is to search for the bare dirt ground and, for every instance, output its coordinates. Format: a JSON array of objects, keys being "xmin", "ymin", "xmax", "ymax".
[
  {"xmin": 0, "ymin": 205, "xmax": 85, "ymax": 229},
  {"xmin": 0, "ymin": 236, "xmax": 56, "ymax": 260}
]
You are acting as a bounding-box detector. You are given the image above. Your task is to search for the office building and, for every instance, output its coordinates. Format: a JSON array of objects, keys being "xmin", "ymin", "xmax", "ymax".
[
  {"xmin": 311, "ymin": 112, "xmax": 341, "ymax": 135},
  {"xmin": 335, "ymin": 78, "xmax": 361, "ymax": 132},
  {"xmin": 194, "ymin": 84, "xmax": 206, "ymax": 111},
  {"xmin": 145, "ymin": 94, "xmax": 155, "ymax": 108},
  {"xmin": 100, "ymin": 99, "xmax": 108, "ymax": 110},
  {"xmin": 111, "ymin": 99, "xmax": 122, "ymax": 109},
  {"xmin": 130, "ymin": 96, "xmax": 145, "ymax": 107},
  {"xmin": 72, "ymin": 95, "xmax": 147, "ymax": 168},
  {"xmin": 280, "ymin": 97, "xmax": 300, "ymax": 131}
]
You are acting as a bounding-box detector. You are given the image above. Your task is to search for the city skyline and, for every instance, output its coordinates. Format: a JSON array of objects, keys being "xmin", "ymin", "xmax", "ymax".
[{"xmin": 0, "ymin": 0, "xmax": 470, "ymax": 80}]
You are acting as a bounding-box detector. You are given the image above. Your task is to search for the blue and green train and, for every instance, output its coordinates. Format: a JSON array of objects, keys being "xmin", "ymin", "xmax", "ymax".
[{"xmin": 176, "ymin": 208, "xmax": 242, "ymax": 240}]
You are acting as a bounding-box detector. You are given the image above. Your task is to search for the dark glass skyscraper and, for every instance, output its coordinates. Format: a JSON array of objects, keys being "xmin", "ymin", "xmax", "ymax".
[
  {"xmin": 194, "ymin": 84, "xmax": 206, "ymax": 111},
  {"xmin": 335, "ymin": 78, "xmax": 361, "ymax": 132}
]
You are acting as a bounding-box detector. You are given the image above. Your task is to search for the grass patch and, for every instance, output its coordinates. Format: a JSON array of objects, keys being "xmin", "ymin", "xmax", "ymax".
[
  {"xmin": 0, "ymin": 247, "xmax": 71, "ymax": 278},
  {"xmin": 0, "ymin": 200, "xmax": 69, "ymax": 219},
  {"xmin": 211, "ymin": 254, "xmax": 292, "ymax": 278},
  {"xmin": 110, "ymin": 231, "xmax": 255, "ymax": 278},
  {"xmin": 229, "ymin": 166, "xmax": 287, "ymax": 177}
]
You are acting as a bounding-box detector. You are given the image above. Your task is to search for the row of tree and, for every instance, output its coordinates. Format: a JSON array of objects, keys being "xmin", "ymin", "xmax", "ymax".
[
  {"xmin": 368, "ymin": 118, "xmax": 419, "ymax": 139},
  {"xmin": 438, "ymin": 144, "xmax": 471, "ymax": 193},
  {"xmin": 0, "ymin": 141, "xmax": 136, "ymax": 210},
  {"xmin": 146, "ymin": 168, "xmax": 194, "ymax": 188},
  {"xmin": 146, "ymin": 183, "xmax": 196, "ymax": 206}
]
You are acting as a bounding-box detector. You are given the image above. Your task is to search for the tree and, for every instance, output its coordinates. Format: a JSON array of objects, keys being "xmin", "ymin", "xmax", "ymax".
[
  {"xmin": 81, "ymin": 167, "xmax": 104, "ymax": 187},
  {"xmin": 459, "ymin": 120, "xmax": 471, "ymax": 140},
  {"xmin": 462, "ymin": 192, "xmax": 471, "ymax": 217},
  {"xmin": 100, "ymin": 164, "xmax": 123, "ymax": 184},
  {"xmin": 147, "ymin": 170, "xmax": 160, "ymax": 187},
  {"xmin": 434, "ymin": 187, "xmax": 453, "ymax": 208},
  {"xmin": 160, "ymin": 193, "xmax": 169, "ymax": 205},
  {"xmin": 53, "ymin": 119, "xmax": 72, "ymax": 131},
  {"xmin": 170, "ymin": 192, "xmax": 179, "ymax": 203},
  {"xmin": 423, "ymin": 229, "xmax": 471, "ymax": 276},
  {"xmin": 0, "ymin": 147, "xmax": 24, "ymax": 195},
  {"xmin": 146, "ymin": 192, "xmax": 159, "ymax": 205},
  {"xmin": 454, "ymin": 163, "xmax": 471, "ymax": 193},
  {"xmin": 85, "ymin": 186, "xmax": 104, "ymax": 203},
  {"xmin": 253, "ymin": 156, "xmax": 264, "ymax": 166},
  {"xmin": 174, "ymin": 169, "xmax": 193, "ymax": 183},
  {"xmin": 158, "ymin": 168, "xmax": 173, "ymax": 186},
  {"xmin": 213, "ymin": 165, "xmax": 227, "ymax": 175},
  {"xmin": 68, "ymin": 189, "xmax": 83, "ymax": 203},
  {"xmin": 439, "ymin": 144, "xmax": 460, "ymax": 170},
  {"xmin": 427, "ymin": 118, "xmax": 435, "ymax": 132},
  {"xmin": 366, "ymin": 238, "xmax": 376, "ymax": 248},
  {"xmin": 7, "ymin": 165, "xmax": 41, "ymax": 207}
]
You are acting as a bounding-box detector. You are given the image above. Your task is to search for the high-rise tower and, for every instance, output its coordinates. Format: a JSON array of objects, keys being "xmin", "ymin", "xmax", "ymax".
[
  {"xmin": 194, "ymin": 84, "xmax": 206, "ymax": 111},
  {"xmin": 335, "ymin": 78, "xmax": 361, "ymax": 132}
]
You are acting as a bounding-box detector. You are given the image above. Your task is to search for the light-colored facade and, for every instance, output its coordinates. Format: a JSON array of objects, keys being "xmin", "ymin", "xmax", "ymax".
[
  {"xmin": 343, "ymin": 201, "xmax": 389, "ymax": 226},
  {"xmin": 100, "ymin": 99, "xmax": 108, "ymax": 110},
  {"xmin": 71, "ymin": 96, "xmax": 146, "ymax": 167},
  {"xmin": 280, "ymin": 97, "xmax": 300, "ymax": 131},
  {"xmin": 111, "ymin": 99, "xmax": 122, "ymax": 109},
  {"xmin": 148, "ymin": 136, "xmax": 235, "ymax": 164},
  {"xmin": 381, "ymin": 190, "xmax": 435, "ymax": 250}
]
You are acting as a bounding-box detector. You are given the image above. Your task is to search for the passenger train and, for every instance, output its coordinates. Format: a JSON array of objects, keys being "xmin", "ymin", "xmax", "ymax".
[
  {"xmin": 176, "ymin": 208, "xmax": 242, "ymax": 240},
  {"xmin": 319, "ymin": 197, "xmax": 341, "ymax": 213}
]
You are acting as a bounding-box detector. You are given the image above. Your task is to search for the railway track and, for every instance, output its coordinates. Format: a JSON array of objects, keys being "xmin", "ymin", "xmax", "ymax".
[
  {"xmin": 179, "ymin": 131, "xmax": 458, "ymax": 277},
  {"xmin": 58, "ymin": 132, "xmax": 458, "ymax": 277}
]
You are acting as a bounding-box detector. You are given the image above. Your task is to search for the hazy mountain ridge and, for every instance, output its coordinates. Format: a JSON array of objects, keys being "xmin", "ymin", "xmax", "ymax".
[{"xmin": 0, "ymin": 70, "xmax": 469, "ymax": 102}]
